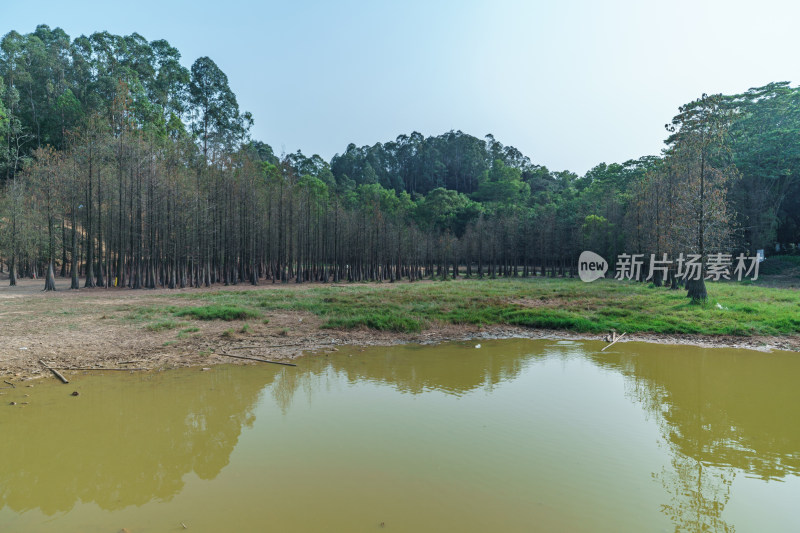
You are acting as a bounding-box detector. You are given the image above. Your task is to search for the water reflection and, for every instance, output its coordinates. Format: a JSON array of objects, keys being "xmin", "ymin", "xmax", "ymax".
[
  {"xmin": 590, "ymin": 343, "xmax": 800, "ymax": 532},
  {"xmin": 0, "ymin": 366, "xmax": 279, "ymax": 515},
  {"xmin": 0, "ymin": 342, "xmax": 531, "ymax": 518},
  {"xmin": 1, "ymin": 339, "xmax": 798, "ymax": 532},
  {"xmin": 589, "ymin": 344, "xmax": 800, "ymax": 480},
  {"xmin": 654, "ymin": 452, "xmax": 735, "ymax": 532},
  {"xmin": 300, "ymin": 340, "xmax": 533, "ymax": 396}
]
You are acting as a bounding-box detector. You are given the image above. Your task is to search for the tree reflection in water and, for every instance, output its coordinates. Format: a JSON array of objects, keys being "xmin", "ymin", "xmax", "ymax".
[
  {"xmin": 3, "ymin": 338, "xmax": 796, "ymax": 532},
  {"xmin": 0, "ymin": 340, "xmax": 533, "ymax": 517},
  {"xmin": 298, "ymin": 339, "xmax": 533, "ymax": 397},
  {"xmin": 0, "ymin": 365, "xmax": 280, "ymax": 515},
  {"xmin": 591, "ymin": 343, "xmax": 800, "ymax": 532}
]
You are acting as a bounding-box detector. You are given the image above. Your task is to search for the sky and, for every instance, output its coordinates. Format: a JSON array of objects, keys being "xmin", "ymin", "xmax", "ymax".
[{"xmin": 4, "ymin": 0, "xmax": 799, "ymax": 175}]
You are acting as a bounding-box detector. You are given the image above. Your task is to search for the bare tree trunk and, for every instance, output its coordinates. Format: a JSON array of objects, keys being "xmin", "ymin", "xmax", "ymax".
[
  {"xmin": 44, "ymin": 262, "xmax": 57, "ymax": 291},
  {"xmin": 9, "ymin": 255, "xmax": 17, "ymax": 286},
  {"xmin": 686, "ymin": 278, "xmax": 707, "ymax": 301}
]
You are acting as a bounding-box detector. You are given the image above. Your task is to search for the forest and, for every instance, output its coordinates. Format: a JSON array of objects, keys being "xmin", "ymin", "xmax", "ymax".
[{"xmin": 1, "ymin": 25, "xmax": 799, "ymax": 298}]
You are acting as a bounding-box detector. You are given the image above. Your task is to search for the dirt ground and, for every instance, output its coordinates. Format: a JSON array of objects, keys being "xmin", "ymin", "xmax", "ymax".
[{"xmin": 1, "ymin": 278, "xmax": 798, "ymax": 383}]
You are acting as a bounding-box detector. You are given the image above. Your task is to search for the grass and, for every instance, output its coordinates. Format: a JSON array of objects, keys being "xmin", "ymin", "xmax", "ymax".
[
  {"xmin": 145, "ymin": 319, "xmax": 188, "ymax": 332},
  {"xmin": 126, "ymin": 277, "xmax": 800, "ymax": 336},
  {"xmin": 172, "ymin": 305, "xmax": 260, "ymax": 321},
  {"xmin": 177, "ymin": 326, "xmax": 200, "ymax": 339}
]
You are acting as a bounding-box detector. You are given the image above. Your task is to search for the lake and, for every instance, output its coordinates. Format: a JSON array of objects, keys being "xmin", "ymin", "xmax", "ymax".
[{"xmin": 1, "ymin": 339, "xmax": 798, "ymax": 532}]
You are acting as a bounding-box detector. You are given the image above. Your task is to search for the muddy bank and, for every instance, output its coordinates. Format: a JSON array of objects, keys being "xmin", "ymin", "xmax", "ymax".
[
  {"xmin": 1, "ymin": 278, "xmax": 798, "ymax": 382},
  {"xmin": 3, "ymin": 319, "xmax": 798, "ymax": 383}
]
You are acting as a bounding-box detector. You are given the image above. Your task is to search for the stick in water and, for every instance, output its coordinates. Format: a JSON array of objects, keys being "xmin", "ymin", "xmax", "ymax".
[
  {"xmin": 216, "ymin": 352, "xmax": 297, "ymax": 367},
  {"xmin": 601, "ymin": 332, "xmax": 626, "ymax": 352},
  {"xmin": 52, "ymin": 367, "xmax": 148, "ymax": 372},
  {"xmin": 39, "ymin": 360, "xmax": 69, "ymax": 384}
]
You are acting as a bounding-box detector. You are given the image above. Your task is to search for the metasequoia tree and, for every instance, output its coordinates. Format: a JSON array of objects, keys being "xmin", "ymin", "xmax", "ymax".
[
  {"xmin": 4, "ymin": 25, "xmax": 800, "ymax": 291},
  {"xmin": 26, "ymin": 145, "xmax": 63, "ymax": 290},
  {"xmin": 665, "ymin": 94, "xmax": 738, "ymax": 301}
]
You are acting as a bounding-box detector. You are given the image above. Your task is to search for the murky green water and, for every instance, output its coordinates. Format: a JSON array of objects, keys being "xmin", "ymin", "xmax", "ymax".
[{"xmin": 1, "ymin": 339, "xmax": 799, "ymax": 532}]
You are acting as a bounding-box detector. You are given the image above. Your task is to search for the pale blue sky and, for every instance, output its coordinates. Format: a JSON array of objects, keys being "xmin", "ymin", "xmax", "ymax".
[{"xmin": 4, "ymin": 0, "xmax": 798, "ymax": 174}]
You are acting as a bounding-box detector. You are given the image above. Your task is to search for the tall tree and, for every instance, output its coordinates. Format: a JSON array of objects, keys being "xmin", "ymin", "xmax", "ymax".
[
  {"xmin": 188, "ymin": 56, "xmax": 240, "ymax": 160},
  {"xmin": 665, "ymin": 94, "xmax": 738, "ymax": 301}
]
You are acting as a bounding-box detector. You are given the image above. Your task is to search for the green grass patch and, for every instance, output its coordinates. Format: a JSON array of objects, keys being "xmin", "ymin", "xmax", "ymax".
[
  {"xmin": 145, "ymin": 319, "xmax": 187, "ymax": 332},
  {"xmin": 173, "ymin": 305, "xmax": 259, "ymax": 321},
  {"xmin": 124, "ymin": 276, "xmax": 800, "ymax": 336},
  {"xmin": 177, "ymin": 326, "xmax": 200, "ymax": 339},
  {"xmin": 324, "ymin": 313, "xmax": 423, "ymax": 332}
]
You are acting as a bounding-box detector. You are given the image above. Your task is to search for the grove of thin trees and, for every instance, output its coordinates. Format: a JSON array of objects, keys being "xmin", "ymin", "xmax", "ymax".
[{"xmin": 2, "ymin": 26, "xmax": 800, "ymax": 300}]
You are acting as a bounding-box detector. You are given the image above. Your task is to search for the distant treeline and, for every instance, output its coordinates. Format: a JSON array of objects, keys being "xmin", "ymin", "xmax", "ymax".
[{"xmin": 1, "ymin": 25, "xmax": 799, "ymax": 295}]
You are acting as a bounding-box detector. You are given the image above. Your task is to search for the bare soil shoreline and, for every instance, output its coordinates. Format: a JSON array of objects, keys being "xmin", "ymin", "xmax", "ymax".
[{"xmin": 1, "ymin": 278, "xmax": 798, "ymax": 383}]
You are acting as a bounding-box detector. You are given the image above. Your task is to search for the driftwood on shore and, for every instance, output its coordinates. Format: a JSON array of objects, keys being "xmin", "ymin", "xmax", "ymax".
[
  {"xmin": 226, "ymin": 341, "xmax": 336, "ymax": 350},
  {"xmin": 39, "ymin": 360, "xmax": 69, "ymax": 384},
  {"xmin": 52, "ymin": 367, "xmax": 149, "ymax": 372},
  {"xmin": 216, "ymin": 352, "xmax": 297, "ymax": 367}
]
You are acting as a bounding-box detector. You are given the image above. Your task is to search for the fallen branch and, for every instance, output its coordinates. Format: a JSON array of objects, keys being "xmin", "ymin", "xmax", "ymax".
[
  {"xmin": 39, "ymin": 360, "xmax": 69, "ymax": 384},
  {"xmin": 3, "ymin": 380, "xmax": 15, "ymax": 388},
  {"xmin": 227, "ymin": 341, "xmax": 335, "ymax": 350},
  {"xmin": 216, "ymin": 352, "xmax": 297, "ymax": 367},
  {"xmin": 601, "ymin": 332, "xmax": 627, "ymax": 352},
  {"xmin": 52, "ymin": 367, "xmax": 148, "ymax": 372}
]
